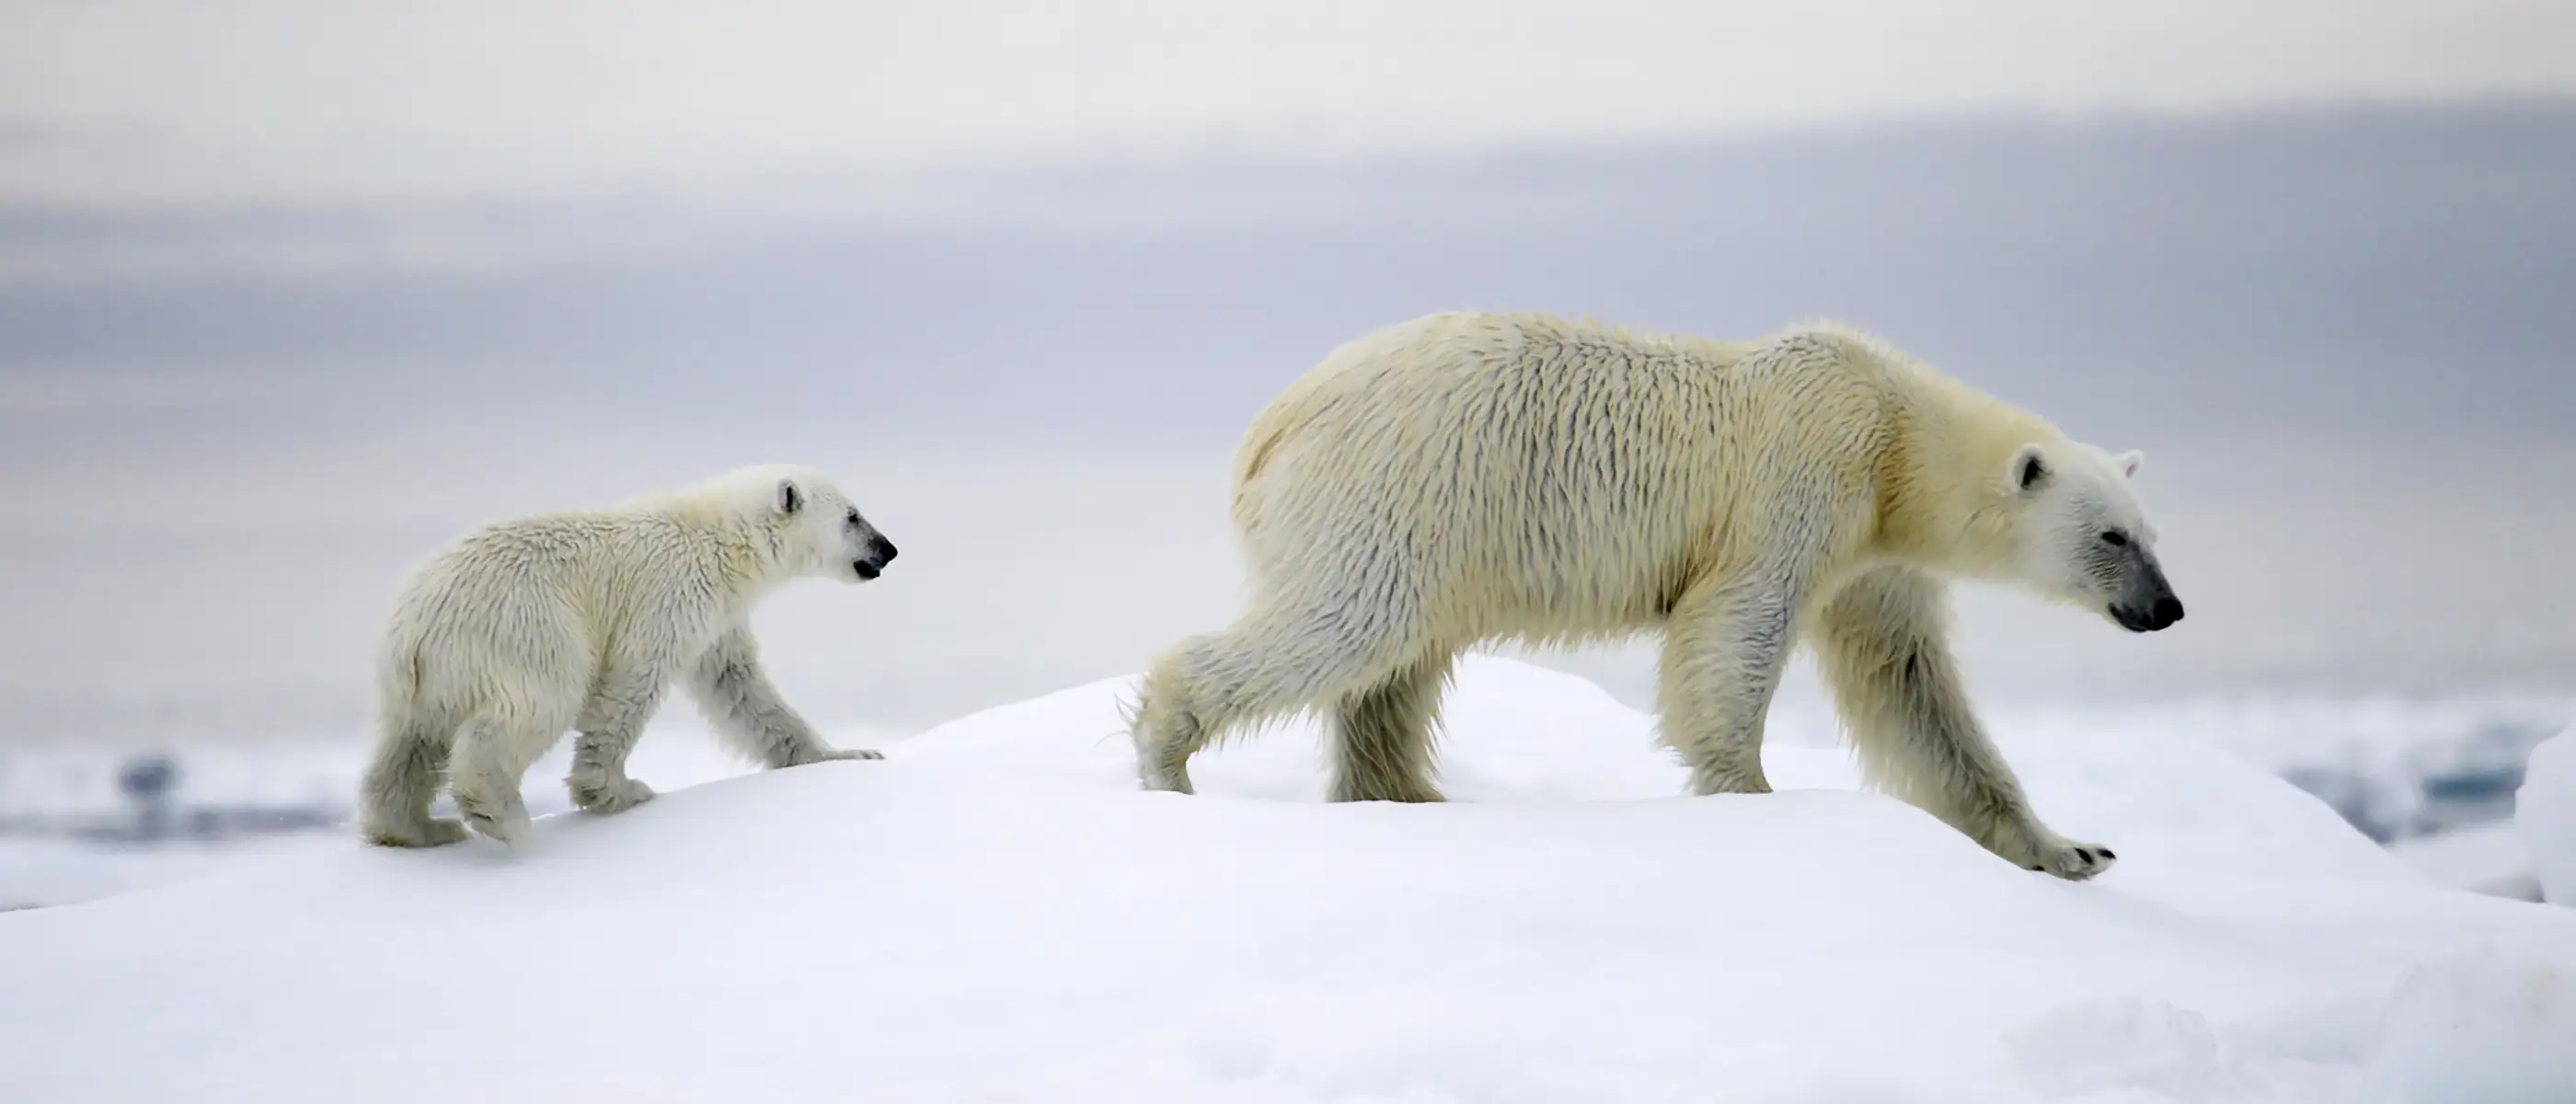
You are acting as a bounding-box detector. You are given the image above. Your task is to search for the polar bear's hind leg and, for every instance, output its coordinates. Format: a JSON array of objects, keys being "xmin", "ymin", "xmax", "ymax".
[
  {"xmin": 1128, "ymin": 599, "xmax": 1427, "ymax": 796},
  {"xmin": 1328, "ymin": 651, "xmax": 1455, "ymax": 803}
]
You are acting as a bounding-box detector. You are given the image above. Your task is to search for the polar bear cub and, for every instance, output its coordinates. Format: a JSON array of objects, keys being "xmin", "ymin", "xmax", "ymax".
[
  {"xmin": 1128, "ymin": 311, "xmax": 2186, "ymax": 881},
  {"xmin": 358, "ymin": 464, "xmax": 897, "ymax": 847}
]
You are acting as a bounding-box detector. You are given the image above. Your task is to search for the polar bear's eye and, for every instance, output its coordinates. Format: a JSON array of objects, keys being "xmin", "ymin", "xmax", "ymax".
[
  {"xmin": 2099, "ymin": 530, "xmax": 2130, "ymax": 547},
  {"xmin": 845, "ymin": 508, "xmax": 862, "ymax": 526}
]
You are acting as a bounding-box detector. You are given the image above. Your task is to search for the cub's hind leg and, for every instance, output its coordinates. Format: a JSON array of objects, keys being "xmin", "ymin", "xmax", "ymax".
[
  {"xmin": 358, "ymin": 708, "xmax": 469, "ymax": 848},
  {"xmin": 450, "ymin": 709, "xmax": 570, "ymax": 846},
  {"xmin": 568, "ymin": 670, "xmax": 669, "ymax": 815}
]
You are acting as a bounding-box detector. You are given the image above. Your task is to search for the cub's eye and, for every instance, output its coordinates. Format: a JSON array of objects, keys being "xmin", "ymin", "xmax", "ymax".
[
  {"xmin": 845, "ymin": 509, "xmax": 862, "ymax": 526},
  {"xmin": 2100, "ymin": 530, "xmax": 2130, "ymax": 547}
]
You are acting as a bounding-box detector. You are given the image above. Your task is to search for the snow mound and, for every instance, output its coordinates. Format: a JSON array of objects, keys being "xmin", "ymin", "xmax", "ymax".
[
  {"xmin": 2518, "ymin": 729, "xmax": 2576, "ymax": 905},
  {"xmin": 904, "ymin": 656, "xmax": 2411, "ymax": 885},
  {"xmin": 2390, "ymin": 822, "xmax": 2541, "ymax": 902},
  {"xmin": 2361, "ymin": 944, "xmax": 2576, "ymax": 1103},
  {"xmin": 3, "ymin": 655, "xmax": 2574, "ymax": 1103}
]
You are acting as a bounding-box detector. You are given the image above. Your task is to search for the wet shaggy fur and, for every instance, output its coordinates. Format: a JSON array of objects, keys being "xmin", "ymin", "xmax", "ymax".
[
  {"xmin": 1125, "ymin": 311, "xmax": 2185, "ymax": 880},
  {"xmin": 358, "ymin": 464, "xmax": 898, "ymax": 847}
]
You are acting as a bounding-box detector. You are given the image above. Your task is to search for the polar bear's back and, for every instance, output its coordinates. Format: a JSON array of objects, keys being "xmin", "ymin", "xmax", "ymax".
[{"xmin": 1225, "ymin": 311, "xmax": 1895, "ymax": 641}]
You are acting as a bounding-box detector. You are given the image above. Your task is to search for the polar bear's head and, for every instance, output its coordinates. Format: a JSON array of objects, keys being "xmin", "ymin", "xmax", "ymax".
[
  {"xmin": 687, "ymin": 465, "xmax": 897, "ymax": 585},
  {"xmin": 1994, "ymin": 442, "xmax": 2184, "ymax": 633},
  {"xmin": 768, "ymin": 470, "xmax": 898, "ymax": 584}
]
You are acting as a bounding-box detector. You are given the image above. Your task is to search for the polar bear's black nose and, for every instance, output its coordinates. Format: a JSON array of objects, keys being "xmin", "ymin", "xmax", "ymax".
[
  {"xmin": 2111, "ymin": 593, "xmax": 2186, "ymax": 633},
  {"xmin": 868, "ymin": 535, "xmax": 898, "ymax": 565}
]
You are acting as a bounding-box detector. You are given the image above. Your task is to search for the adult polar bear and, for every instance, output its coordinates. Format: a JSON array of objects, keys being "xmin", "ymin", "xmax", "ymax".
[
  {"xmin": 358, "ymin": 465, "xmax": 898, "ymax": 848},
  {"xmin": 1127, "ymin": 311, "xmax": 2185, "ymax": 880}
]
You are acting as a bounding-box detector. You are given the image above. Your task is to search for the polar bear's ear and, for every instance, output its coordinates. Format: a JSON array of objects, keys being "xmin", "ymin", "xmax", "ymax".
[
  {"xmin": 776, "ymin": 479, "xmax": 802, "ymax": 516},
  {"xmin": 2009, "ymin": 443, "xmax": 2049, "ymax": 493},
  {"xmin": 2115, "ymin": 449, "xmax": 2145, "ymax": 480}
]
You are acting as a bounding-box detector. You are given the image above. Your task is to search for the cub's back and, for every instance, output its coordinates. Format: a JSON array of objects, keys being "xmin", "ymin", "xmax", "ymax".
[{"xmin": 391, "ymin": 511, "xmax": 706, "ymax": 639}]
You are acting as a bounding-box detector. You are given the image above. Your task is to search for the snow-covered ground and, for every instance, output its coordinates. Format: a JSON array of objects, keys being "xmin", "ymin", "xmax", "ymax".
[
  {"xmin": 2521, "ymin": 730, "xmax": 2576, "ymax": 906},
  {"xmin": 3, "ymin": 656, "xmax": 2573, "ymax": 1102},
  {"xmin": 2387, "ymin": 823, "xmax": 2543, "ymax": 903}
]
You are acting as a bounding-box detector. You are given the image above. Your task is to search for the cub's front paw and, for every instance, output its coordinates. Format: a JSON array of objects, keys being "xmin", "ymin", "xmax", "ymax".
[
  {"xmin": 570, "ymin": 775, "xmax": 657, "ymax": 815},
  {"xmin": 2014, "ymin": 834, "xmax": 2118, "ymax": 882}
]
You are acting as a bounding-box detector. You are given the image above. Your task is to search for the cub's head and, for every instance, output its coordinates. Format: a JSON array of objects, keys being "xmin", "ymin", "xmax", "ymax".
[
  {"xmin": 684, "ymin": 465, "xmax": 893, "ymax": 584},
  {"xmin": 1992, "ymin": 442, "xmax": 2183, "ymax": 633},
  {"xmin": 765, "ymin": 470, "xmax": 897, "ymax": 584}
]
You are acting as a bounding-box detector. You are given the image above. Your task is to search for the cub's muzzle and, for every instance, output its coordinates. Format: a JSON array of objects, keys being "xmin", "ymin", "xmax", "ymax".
[{"xmin": 855, "ymin": 535, "xmax": 898, "ymax": 580}]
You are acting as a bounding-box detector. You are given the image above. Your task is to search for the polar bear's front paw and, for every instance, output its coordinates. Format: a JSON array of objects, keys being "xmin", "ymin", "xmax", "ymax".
[
  {"xmin": 2013, "ymin": 833, "xmax": 2118, "ymax": 882},
  {"xmin": 570, "ymin": 775, "xmax": 657, "ymax": 815}
]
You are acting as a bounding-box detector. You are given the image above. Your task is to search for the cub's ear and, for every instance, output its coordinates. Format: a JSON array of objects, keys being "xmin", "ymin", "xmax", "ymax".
[
  {"xmin": 2115, "ymin": 449, "xmax": 2145, "ymax": 480},
  {"xmin": 2008, "ymin": 443, "xmax": 2049, "ymax": 493},
  {"xmin": 777, "ymin": 479, "xmax": 802, "ymax": 516}
]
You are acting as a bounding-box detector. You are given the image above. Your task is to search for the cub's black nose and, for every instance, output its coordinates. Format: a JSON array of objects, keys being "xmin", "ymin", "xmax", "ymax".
[
  {"xmin": 2153, "ymin": 595, "xmax": 2184, "ymax": 627},
  {"xmin": 868, "ymin": 535, "xmax": 898, "ymax": 565}
]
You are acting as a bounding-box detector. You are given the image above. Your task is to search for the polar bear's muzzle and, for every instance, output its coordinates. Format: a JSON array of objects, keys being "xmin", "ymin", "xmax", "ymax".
[
  {"xmin": 854, "ymin": 534, "xmax": 898, "ymax": 581},
  {"xmin": 2107, "ymin": 558, "xmax": 2184, "ymax": 634}
]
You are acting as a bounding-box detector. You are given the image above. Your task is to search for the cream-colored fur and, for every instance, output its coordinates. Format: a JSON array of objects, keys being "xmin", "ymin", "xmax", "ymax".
[
  {"xmin": 358, "ymin": 464, "xmax": 899, "ymax": 848},
  {"xmin": 1126, "ymin": 311, "xmax": 2184, "ymax": 880}
]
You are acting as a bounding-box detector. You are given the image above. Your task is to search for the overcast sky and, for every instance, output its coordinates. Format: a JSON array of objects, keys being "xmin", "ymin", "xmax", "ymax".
[
  {"xmin": 5, "ymin": 1, "xmax": 2573, "ymax": 208},
  {"xmin": 6, "ymin": 104, "xmax": 2570, "ymax": 449}
]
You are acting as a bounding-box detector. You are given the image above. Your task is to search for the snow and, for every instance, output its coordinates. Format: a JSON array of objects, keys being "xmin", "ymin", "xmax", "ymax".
[
  {"xmin": 2519, "ymin": 729, "xmax": 2576, "ymax": 906},
  {"xmin": 2360, "ymin": 945, "xmax": 2576, "ymax": 1103},
  {"xmin": 0, "ymin": 834, "xmax": 350, "ymax": 914},
  {"xmin": 0, "ymin": 722, "xmax": 894, "ymax": 911},
  {"xmin": 2388, "ymin": 824, "xmax": 2541, "ymax": 903},
  {"xmin": 4, "ymin": 655, "xmax": 2575, "ymax": 1102}
]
